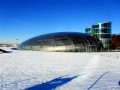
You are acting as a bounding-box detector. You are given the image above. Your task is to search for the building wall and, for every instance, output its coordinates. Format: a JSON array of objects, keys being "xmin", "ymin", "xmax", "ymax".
[
  {"xmin": 85, "ymin": 22, "xmax": 111, "ymax": 49},
  {"xmin": 85, "ymin": 27, "xmax": 93, "ymax": 36}
]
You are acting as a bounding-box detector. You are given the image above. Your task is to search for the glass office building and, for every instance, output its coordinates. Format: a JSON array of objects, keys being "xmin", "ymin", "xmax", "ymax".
[
  {"xmin": 18, "ymin": 32, "xmax": 103, "ymax": 52},
  {"xmin": 86, "ymin": 22, "xmax": 111, "ymax": 49},
  {"xmin": 85, "ymin": 27, "xmax": 93, "ymax": 36}
]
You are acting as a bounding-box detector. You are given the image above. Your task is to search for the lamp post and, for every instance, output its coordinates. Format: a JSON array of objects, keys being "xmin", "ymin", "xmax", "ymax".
[{"xmin": 16, "ymin": 39, "xmax": 19, "ymax": 46}]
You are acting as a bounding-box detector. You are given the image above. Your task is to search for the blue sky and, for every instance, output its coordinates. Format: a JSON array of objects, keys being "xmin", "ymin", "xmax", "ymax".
[{"xmin": 0, "ymin": 0, "xmax": 120, "ymax": 43}]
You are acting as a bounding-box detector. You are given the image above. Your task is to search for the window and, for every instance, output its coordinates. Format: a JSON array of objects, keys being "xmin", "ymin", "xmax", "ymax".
[
  {"xmin": 54, "ymin": 37, "xmax": 70, "ymax": 46},
  {"xmin": 101, "ymin": 29, "xmax": 110, "ymax": 33},
  {"xmin": 101, "ymin": 23, "xmax": 111, "ymax": 28}
]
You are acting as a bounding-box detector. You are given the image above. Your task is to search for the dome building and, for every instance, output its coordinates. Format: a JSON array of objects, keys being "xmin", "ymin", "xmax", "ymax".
[{"xmin": 18, "ymin": 32, "xmax": 103, "ymax": 52}]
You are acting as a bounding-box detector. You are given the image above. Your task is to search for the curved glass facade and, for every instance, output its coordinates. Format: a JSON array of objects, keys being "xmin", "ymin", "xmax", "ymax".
[{"xmin": 18, "ymin": 32, "xmax": 103, "ymax": 52}]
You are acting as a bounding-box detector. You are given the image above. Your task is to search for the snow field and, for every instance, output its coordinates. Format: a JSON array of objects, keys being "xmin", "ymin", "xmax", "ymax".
[{"xmin": 0, "ymin": 47, "xmax": 120, "ymax": 90}]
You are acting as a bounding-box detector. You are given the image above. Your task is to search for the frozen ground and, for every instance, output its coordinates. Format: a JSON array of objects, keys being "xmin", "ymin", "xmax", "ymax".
[{"xmin": 0, "ymin": 47, "xmax": 120, "ymax": 90}]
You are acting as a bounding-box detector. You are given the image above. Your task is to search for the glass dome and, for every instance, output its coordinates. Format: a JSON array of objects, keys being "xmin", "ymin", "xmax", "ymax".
[{"xmin": 18, "ymin": 32, "xmax": 103, "ymax": 52}]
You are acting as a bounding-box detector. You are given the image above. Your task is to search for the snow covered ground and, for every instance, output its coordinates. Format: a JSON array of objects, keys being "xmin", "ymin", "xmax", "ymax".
[{"xmin": 0, "ymin": 47, "xmax": 120, "ymax": 90}]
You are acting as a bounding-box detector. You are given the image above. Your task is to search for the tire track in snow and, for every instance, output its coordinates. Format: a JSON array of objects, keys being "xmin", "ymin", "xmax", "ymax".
[
  {"xmin": 87, "ymin": 71, "xmax": 109, "ymax": 90},
  {"xmin": 56, "ymin": 55, "xmax": 101, "ymax": 90},
  {"xmin": 78, "ymin": 55, "xmax": 100, "ymax": 82},
  {"xmin": 65, "ymin": 55, "xmax": 101, "ymax": 89}
]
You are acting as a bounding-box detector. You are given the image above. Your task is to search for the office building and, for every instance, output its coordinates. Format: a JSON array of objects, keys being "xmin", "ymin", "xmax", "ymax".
[{"xmin": 86, "ymin": 22, "xmax": 111, "ymax": 49}]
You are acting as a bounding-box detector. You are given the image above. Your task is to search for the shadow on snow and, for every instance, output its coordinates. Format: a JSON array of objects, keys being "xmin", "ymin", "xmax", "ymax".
[
  {"xmin": 0, "ymin": 49, "xmax": 12, "ymax": 53},
  {"xmin": 25, "ymin": 75, "xmax": 79, "ymax": 90},
  {"xmin": 11, "ymin": 48, "xmax": 18, "ymax": 50}
]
